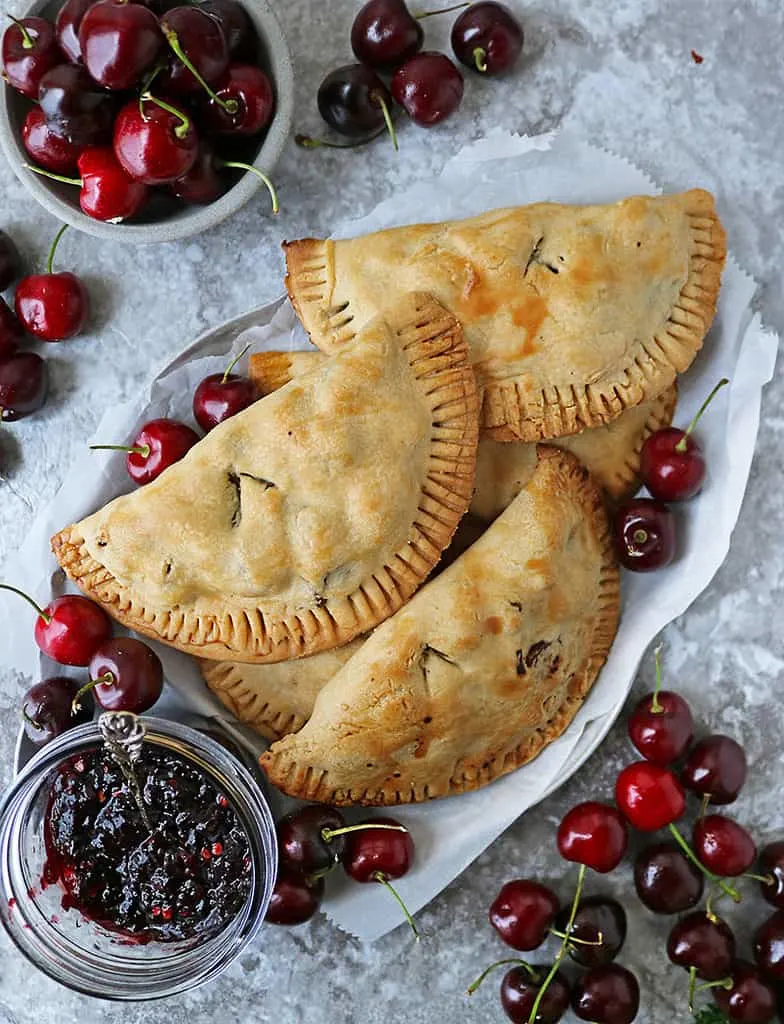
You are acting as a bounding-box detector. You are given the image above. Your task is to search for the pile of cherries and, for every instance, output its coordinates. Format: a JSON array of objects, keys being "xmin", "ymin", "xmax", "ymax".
[
  {"xmin": 471, "ymin": 648, "xmax": 783, "ymax": 1023},
  {"xmin": 612, "ymin": 378, "xmax": 729, "ymax": 573},
  {"xmin": 265, "ymin": 803, "xmax": 419, "ymax": 937},
  {"xmin": 300, "ymin": 0, "xmax": 523, "ymax": 151},
  {"xmin": 1, "ymin": 0, "xmax": 277, "ymax": 222}
]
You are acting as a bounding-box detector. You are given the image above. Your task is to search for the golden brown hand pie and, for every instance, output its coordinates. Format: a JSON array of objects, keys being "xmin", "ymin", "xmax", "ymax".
[
  {"xmin": 284, "ymin": 190, "xmax": 724, "ymax": 441},
  {"xmin": 52, "ymin": 293, "xmax": 479, "ymax": 663},
  {"xmin": 260, "ymin": 447, "xmax": 620, "ymax": 806},
  {"xmin": 249, "ymin": 352, "xmax": 677, "ymax": 508}
]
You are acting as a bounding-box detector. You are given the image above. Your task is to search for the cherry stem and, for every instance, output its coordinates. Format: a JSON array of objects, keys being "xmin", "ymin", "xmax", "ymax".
[
  {"xmin": 46, "ymin": 223, "xmax": 68, "ymax": 276},
  {"xmin": 295, "ymin": 125, "xmax": 388, "ymax": 150},
  {"xmin": 675, "ymin": 377, "xmax": 729, "ymax": 452},
  {"xmin": 467, "ymin": 958, "xmax": 537, "ymax": 995},
  {"xmin": 474, "ymin": 46, "xmax": 488, "ymax": 72},
  {"xmin": 163, "ymin": 28, "xmax": 238, "ymax": 114},
  {"xmin": 218, "ymin": 161, "xmax": 279, "ymax": 214},
  {"xmin": 22, "ymin": 707, "xmax": 43, "ymax": 731},
  {"xmin": 699, "ymin": 793, "xmax": 711, "ymax": 819},
  {"xmin": 527, "ymin": 862, "xmax": 586, "ymax": 1024},
  {"xmin": 650, "ymin": 643, "xmax": 664, "ymax": 713},
  {"xmin": 632, "ymin": 528, "xmax": 649, "ymax": 545},
  {"xmin": 688, "ymin": 966, "xmax": 697, "ymax": 1012},
  {"xmin": 90, "ymin": 443, "xmax": 151, "ymax": 458},
  {"xmin": 667, "ymin": 824, "xmax": 741, "ymax": 902},
  {"xmin": 8, "ymin": 15, "xmax": 34, "ymax": 49},
  {"xmin": 370, "ymin": 90, "xmax": 399, "ymax": 152},
  {"xmin": 372, "ymin": 872, "xmax": 419, "ymax": 941},
  {"xmin": 549, "ymin": 927, "xmax": 604, "ymax": 947},
  {"xmin": 139, "ymin": 63, "xmax": 164, "ymax": 120},
  {"xmin": 222, "ymin": 343, "xmax": 251, "ymax": 382},
  {"xmin": 71, "ymin": 673, "xmax": 113, "ymax": 714},
  {"xmin": 24, "ymin": 164, "xmax": 82, "ymax": 188},
  {"xmin": 141, "ymin": 92, "xmax": 192, "ymax": 140},
  {"xmin": 0, "ymin": 583, "xmax": 49, "ymax": 623},
  {"xmin": 321, "ymin": 822, "xmax": 408, "ymax": 843},
  {"xmin": 695, "ymin": 978, "xmax": 733, "ymax": 994},
  {"xmin": 414, "ymin": 2, "xmax": 469, "ymax": 19},
  {"xmin": 742, "ymin": 872, "xmax": 776, "ymax": 886}
]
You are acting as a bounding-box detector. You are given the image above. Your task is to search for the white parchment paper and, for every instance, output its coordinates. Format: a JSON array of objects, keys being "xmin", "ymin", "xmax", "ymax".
[{"xmin": 1, "ymin": 131, "xmax": 778, "ymax": 942}]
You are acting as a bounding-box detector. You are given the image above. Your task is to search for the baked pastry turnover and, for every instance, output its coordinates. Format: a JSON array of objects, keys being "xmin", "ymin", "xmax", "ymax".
[
  {"xmin": 284, "ymin": 190, "xmax": 725, "ymax": 441},
  {"xmin": 260, "ymin": 447, "xmax": 620, "ymax": 805},
  {"xmin": 52, "ymin": 293, "xmax": 479, "ymax": 663}
]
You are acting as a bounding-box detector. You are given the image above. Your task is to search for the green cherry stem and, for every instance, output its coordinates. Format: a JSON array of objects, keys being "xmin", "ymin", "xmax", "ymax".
[
  {"xmin": 47, "ymin": 223, "xmax": 68, "ymax": 275},
  {"xmin": 688, "ymin": 966, "xmax": 697, "ymax": 1013},
  {"xmin": 527, "ymin": 863, "xmax": 586, "ymax": 1024},
  {"xmin": 372, "ymin": 871, "xmax": 419, "ymax": 942},
  {"xmin": 549, "ymin": 927, "xmax": 604, "ymax": 947},
  {"xmin": 218, "ymin": 161, "xmax": 279, "ymax": 214},
  {"xmin": 742, "ymin": 872, "xmax": 776, "ymax": 886},
  {"xmin": 321, "ymin": 822, "xmax": 408, "ymax": 842},
  {"xmin": 667, "ymin": 823, "xmax": 740, "ymax": 902},
  {"xmin": 22, "ymin": 706, "xmax": 43, "ymax": 731},
  {"xmin": 222, "ymin": 343, "xmax": 251, "ymax": 383},
  {"xmin": 695, "ymin": 978, "xmax": 733, "ymax": 994},
  {"xmin": 295, "ymin": 123, "xmax": 388, "ymax": 150},
  {"xmin": 8, "ymin": 15, "xmax": 34, "ymax": 48},
  {"xmin": 467, "ymin": 958, "xmax": 537, "ymax": 996},
  {"xmin": 71, "ymin": 672, "xmax": 113, "ymax": 714},
  {"xmin": 414, "ymin": 2, "xmax": 469, "ymax": 19},
  {"xmin": 0, "ymin": 583, "xmax": 49, "ymax": 622},
  {"xmin": 141, "ymin": 92, "xmax": 192, "ymax": 140},
  {"xmin": 370, "ymin": 90, "xmax": 398, "ymax": 151},
  {"xmin": 650, "ymin": 643, "xmax": 664, "ymax": 713},
  {"xmin": 90, "ymin": 443, "xmax": 152, "ymax": 457},
  {"xmin": 675, "ymin": 378, "xmax": 729, "ymax": 453},
  {"xmin": 163, "ymin": 27, "xmax": 238, "ymax": 114},
  {"xmin": 24, "ymin": 164, "xmax": 82, "ymax": 188},
  {"xmin": 473, "ymin": 46, "xmax": 488, "ymax": 72}
]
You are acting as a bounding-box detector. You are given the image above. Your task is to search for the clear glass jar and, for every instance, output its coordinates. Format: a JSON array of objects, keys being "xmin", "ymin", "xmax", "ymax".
[{"xmin": 0, "ymin": 716, "xmax": 277, "ymax": 1001}]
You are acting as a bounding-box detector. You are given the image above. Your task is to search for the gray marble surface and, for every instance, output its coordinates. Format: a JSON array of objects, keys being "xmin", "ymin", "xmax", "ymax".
[{"xmin": 1, "ymin": 0, "xmax": 783, "ymax": 1020}]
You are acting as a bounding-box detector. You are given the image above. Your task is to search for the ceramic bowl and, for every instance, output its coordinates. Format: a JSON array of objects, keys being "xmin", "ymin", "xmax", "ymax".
[{"xmin": 0, "ymin": 0, "xmax": 293, "ymax": 243}]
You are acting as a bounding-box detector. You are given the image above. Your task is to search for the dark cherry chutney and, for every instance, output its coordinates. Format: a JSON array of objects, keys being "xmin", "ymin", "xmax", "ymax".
[{"xmin": 43, "ymin": 746, "xmax": 252, "ymax": 943}]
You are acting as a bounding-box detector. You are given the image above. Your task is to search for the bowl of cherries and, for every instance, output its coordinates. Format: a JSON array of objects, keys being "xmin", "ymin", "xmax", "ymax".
[{"xmin": 0, "ymin": 0, "xmax": 293, "ymax": 242}]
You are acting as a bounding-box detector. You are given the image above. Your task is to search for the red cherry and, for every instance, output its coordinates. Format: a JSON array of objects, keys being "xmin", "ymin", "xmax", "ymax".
[
  {"xmin": 317, "ymin": 64, "xmax": 397, "ymax": 146},
  {"xmin": 391, "ymin": 51, "xmax": 464, "ymax": 126},
  {"xmin": 612, "ymin": 497, "xmax": 676, "ymax": 571},
  {"xmin": 197, "ymin": 0, "xmax": 253, "ymax": 58},
  {"xmin": 265, "ymin": 871, "xmax": 324, "ymax": 926},
  {"xmin": 343, "ymin": 817, "xmax": 418, "ymax": 936},
  {"xmin": 22, "ymin": 677, "xmax": 93, "ymax": 747},
  {"xmin": 0, "ymin": 585, "xmax": 112, "ymax": 665},
  {"xmin": 0, "ymin": 230, "xmax": 22, "ymax": 291},
  {"xmin": 159, "ymin": 6, "xmax": 229, "ymax": 95},
  {"xmin": 681, "ymin": 734, "xmax": 747, "ymax": 805},
  {"xmin": 489, "ymin": 879, "xmax": 560, "ymax": 951},
  {"xmin": 114, "ymin": 95, "xmax": 198, "ymax": 186},
  {"xmin": 759, "ymin": 842, "xmax": 784, "ymax": 909},
  {"xmin": 667, "ymin": 911, "xmax": 736, "ymax": 980},
  {"xmin": 627, "ymin": 645, "xmax": 693, "ymax": 765},
  {"xmin": 713, "ymin": 960, "xmax": 777, "ymax": 1023},
  {"xmin": 171, "ymin": 140, "xmax": 278, "ymax": 210},
  {"xmin": 633, "ymin": 841, "xmax": 704, "ymax": 914},
  {"xmin": 693, "ymin": 814, "xmax": 756, "ymax": 877},
  {"xmin": 38, "ymin": 64, "xmax": 118, "ymax": 148},
  {"xmin": 22, "ymin": 108, "xmax": 82, "ymax": 175},
  {"xmin": 556, "ymin": 801, "xmax": 628, "ymax": 873},
  {"xmin": 0, "ymin": 352, "xmax": 48, "ymax": 420},
  {"xmin": 754, "ymin": 911, "xmax": 784, "ymax": 982},
  {"xmin": 77, "ymin": 146, "xmax": 149, "ymax": 222},
  {"xmin": 615, "ymin": 761, "xmax": 686, "ymax": 831},
  {"xmin": 202, "ymin": 63, "xmax": 275, "ymax": 136},
  {"xmin": 276, "ymin": 804, "xmax": 348, "ymax": 875},
  {"xmin": 571, "ymin": 964, "xmax": 640, "ymax": 1024},
  {"xmin": 351, "ymin": 0, "xmax": 423, "ymax": 70},
  {"xmin": 500, "ymin": 964, "xmax": 570, "ymax": 1023},
  {"xmin": 78, "ymin": 0, "xmax": 163, "ymax": 89},
  {"xmin": 81, "ymin": 636, "xmax": 164, "ymax": 713},
  {"xmin": 55, "ymin": 0, "xmax": 93, "ymax": 62},
  {"xmin": 91, "ymin": 416, "xmax": 200, "ymax": 485},
  {"xmin": 451, "ymin": 1, "xmax": 523, "ymax": 75},
  {"xmin": 15, "ymin": 225, "xmax": 89, "ymax": 342},
  {"xmin": 193, "ymin": 373, "xmax": 258, "ymax": 431},
  {"xmin": 1, "ymin": 17, "xmax": 62, "ymax": 100},
  {"xmin": 0, "ymin": 297, "xmax": 23, "ymax": 360}
]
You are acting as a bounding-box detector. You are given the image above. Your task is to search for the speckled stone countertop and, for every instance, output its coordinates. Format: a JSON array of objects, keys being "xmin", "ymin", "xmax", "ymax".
[{"xmin": 1, "ymin": 1, "xmax": 782, "ymax": 1021}]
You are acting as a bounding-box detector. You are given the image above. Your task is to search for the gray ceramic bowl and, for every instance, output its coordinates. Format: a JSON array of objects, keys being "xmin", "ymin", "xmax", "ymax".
[{"xmin": 0, "ymin": 0, "xmax": 293, "ymax": 243}]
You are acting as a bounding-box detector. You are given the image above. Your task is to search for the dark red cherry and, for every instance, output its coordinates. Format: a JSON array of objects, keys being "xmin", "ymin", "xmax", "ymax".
[
  {"xmin": 91, "ymin": 416, "xmax": 199, "ymax": 485},
  {"xmin": 681, "ymin": 734, "xmax": 747, "ymax": 805},
  {"xmin": 615, "ymin": 761, "xmax": 686, "ymax": 831},
  {"xmin": 22, "ymin": 108, "xmax": 81, "ymax": 174},
  {"xmin": 170, "ymin": 140, "xmax": 224, "ymax": 203},
  {"xmin": 391, "ymin": 51, "xmax": 464, "ymax": 126},
  {"xmin": 451, "ymin": 1, "xmax": 523, "ymax": 75},
  {"xmin": 265, "ymin": 871, "xmax": 324, "ymax": 926},
  {"xmin": 713, "ymin": 961, "xmax": 777, "ymax": 1023},
  {"xmin": 15, "ymin": 225, "xmax": 89, "ymax": 342},
  {"xmin": 754, "ymin": 912, "xmax": 784, "ymax": 982},
  {"xmin": 1, "ymin": 17, "xmax": 62, "ymax": 100},
  {"xmin": 667, "ymin": 911, "xmax": 736, "ymax": 980},
  {"xmin": 317, "ymin": 64, "xmax": 396, "ymax": 143},
  {"xmin": 196, "ymin": 0, "xmax": 253, "ymax": 57},
  {"xmin": 0, "ymin": 586, "xmax": 113, "ymax": 665},
  {"xmin": 0, "ymin": 230, "xmax": 22, "ymax": 291},
  {"xmin": 82, "ymin": 636, "xmax": 164, "ymax": 714},
  {"xmin": 693, "ymin": 814, "xmax": 756, "ymax": 877},
  {"xmin": 500, "ymin": 965, "xmax": 570, "ymax": 1024},
  {"xmin": 114, "ymin": 95, "xmax": 198, "ymax": 185},
  {"xmin": 276, "ymin": 804, "xmax": 347, "ymax": 875},
  {"xmin": 628, "ymin": 691, "xmax": 693, "ymax": 766},
  {"xmin": 344, "ymin": 817, "xmax": 414, "ymax": 883},
  {"xmin": 759, "ymin": 842, "xmax": 784, "ymax": 909},
  {"xmin": 555, "ymin": 896, "xmax": 626, "ymax": 968},
  {"xmin": 0, "ymin": 352, "xmax": 47, "ymax": 420},
  {"xmin": 489, "ymin": 879, "xmax": 559, "ymax": 951},
  {"xmin": 193, "ymin": 356, "xmax": 258, "ymax": 432},
  {"xmin": 159, "ymin": 6, "xmax": 229, "ymax": 95},
  {"xmin": 22, "ymin": 677, "xmax": 93, "ymax": 747},
  {"xmin": 78, "ymin": 0, "xmax": 163, "ymax": 89},
  {"xmin": 571, "ymin": 964, "xmax": 640, "ymax": 1024},
  {"xmin": 351, "ymin": 0, "xmax": 423, "ymax": 70},
  {"xmin": 55, "ymin": 0, "xmax": 94, "ymax": 62},
  {"xmin": 202, "ymin": 63, "xmax": 274, "ymax": 135},
  {"xmin": 633, "ymin": 841, "xmax": 704, "ymax": 914},
  {"xmin": 38, "ymin": 64, "xmax": 117, "ymax": 147},
  {"xmin": 613, "ymin": 497, "xmax": 676, "ymax": 571},
  {"xmin": 556, "ymin": 802, "xmax": 628, "ymax": 874},
  {"xmin": 76, "ymin": 146, "xmax": 149, "ymax": 222},
  {"xmin": 0, "ymin": 297, "xmax": 23, "ymax": 360}
]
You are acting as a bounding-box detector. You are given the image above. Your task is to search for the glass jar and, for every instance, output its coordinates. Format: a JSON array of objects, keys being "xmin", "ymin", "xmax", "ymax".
[{"xmin": 0, "ymin": 716, "xmax": 277, "ymax": 1001}]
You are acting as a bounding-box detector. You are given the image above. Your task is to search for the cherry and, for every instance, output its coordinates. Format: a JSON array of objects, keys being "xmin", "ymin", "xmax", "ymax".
[
  {"xmin": 693, "ymin": 814, "xmax": 756, "ymax": 877},
  {"xmin": 78, "ymin": 0, "xmax": 163, "ymax": 90},
  {"xmin": 171, "ymin": 141, "xmax": 278, "ymax": 210},
  {"xmin": 557, "ymin": 802, "xmax": 628, "ymax": 874},
  {"xmin": 38, "ymin": 64, "xmax": 117, "ymax": 147},
  {"xmin": 633, "ymin": 842, "xmax": 704, "ymax": 914},
  {"xmin": 640, "ymin": 378, "xmax": 728, "ymax": 502},
  {"xmin": 202, "ymin": 63, "xmax": 274, "ymax": 136},
  {"xmin": 317, "ymin": 64, "xmax": 398, "ymax": 149},
  {"xmin": 713, "ymin": 961, "xmax": 777, "ymax": 1023},
  {"xmin": 555, "ymin": 896, "xmax": 626, "ymax": 968},
  {"xmin": 78, "ymin": 636, "xmax": 164, "ymax": 714},
  {"xmin": 627, "ymin": 646, "xmax": 693, "ymax": 765},
  {"xmin": 351, "ymin": 0, "xmax": 423, "ymax": 70},
  {"xmin": 196, "ymin": 0, "xmax": 253, "ymax": 58},
  {"xmin": 759, "ymin": 841, "xmax": 784, "ymax": 909},
  {"xmin": 91, "ymin": 416, "xmax": 200, "ymax": 485},
  {"xmin": 489, "ymin": 879, "xmax": 560, "ymax": 951},
  {"xmin": 0, "ymin": 352, "xmax": 47, "ymax": 420},
  {"xmin": 114, "ymin": 94, "xmax": 198, "ymax": 185},
  {"xmin": 0, "ymin": 230, "xmax": 22, "ymax": 291},
  {"xmin": 15, "ymin": 225, "xmax": 89, "ymax": 342},
  {"xmin": 667, "ymin": 911, "xmax": 736, "ymax": 980},
  {"xmin": 27, "ymin": 147, "xmax": 149, "ymax": 223},
  {"xmin": 1, "ymin": 16, "xmax": 62, "ymax": 100},
  {"xmin": 754, "ymin": 912, "xmax": 784, "ymax": 982},
  {"xmin": 276, "ymin": 804, "xmax": 348, "ymax": 875},
  {"xmin": 612, "ymin": 497, "xmax": 676, "ymax": 571},
  {"xmin": 681, "ymin": 734, "xmax": 747, "ymax": 806},
  {"xmin": 500, "ymin": 964, "xmax": 570, "ymax": 1023},
  {"xmin": 22, "ymin": 677, "xmax": 93, "ymax": 747},
  {"xmin": 193, "ymin": 347, "xmax": 259, "ymax": 432},
  {"xmin": 55, "ymin": 0, "xmax": 94, "ymax": 62},
  {"xmin": 265, "ymin": 870, "xmax": 324, "ymax": 926},
  {"xmin": 391, "ymin": 51, "xmax": 464, "ymax": 126},
  {"xmin": 615, "ymin": 761, "xmax": 686, "ymax": 831},
  {"xmin": 343, "ymin": 816, "xmax": 418, "ymax": 937},
  {"xmin": 22, "ymin": 108, "xmax": 81, "ymax": 175},
  {"xmin": 0, "ymin": 297, "xmax": 23, "ymax": 360},
  {"xmin": 0, "ymin": 586, "xmax": 112, "ymax": 665},
  {"xmin": 451, "ymin": 1, "xmax": 523, "ymax": 75},
  {"xmin": 571, "ymin": 964, "xmax": 640, "ymax": 1024},
  {"xmin": 160, "ymin": 6, "xmax": 228, "ymax": 95}
]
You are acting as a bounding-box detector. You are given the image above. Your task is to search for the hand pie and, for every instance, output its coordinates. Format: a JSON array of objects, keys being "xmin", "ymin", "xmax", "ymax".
[
  {"xmin": 260, "ymin": 446, "xmax": 620, "ymax": 805},
  {"xmin": 249, "ymin": 352, "xmax": 677, "ymax": 507},
  {"xmin": 284, "ymin": 190, "xmax": 725, "ymax": 441},
  {"xmin": 52, "ymin": 293, "xmax": 479, "ymax": 663}
]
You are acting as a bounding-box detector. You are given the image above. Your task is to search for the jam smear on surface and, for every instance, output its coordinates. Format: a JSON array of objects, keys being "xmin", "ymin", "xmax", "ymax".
[{"xmin": 43, "ymin": 748, "xmax": 252, "ymax": 943}]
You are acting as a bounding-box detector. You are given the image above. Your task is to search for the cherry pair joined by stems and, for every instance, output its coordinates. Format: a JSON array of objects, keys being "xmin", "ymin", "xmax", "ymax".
[
  {"xmin": 72, "ymin": 636, "xmax": 164, "ymax": 715},
  {"xmin": 26, "ymin": 148, "xmax": 149, "ymax": 223},
  {"xmin": 22, "ymin": 676, "xmax": 93, "ymax": 747},
  {"xmin": 628, "ymin": 645, "xmax": 694, "ymax": 765},
  {"xmin": 0, "ymin": 584, "xmax": 112, "ymax": 666},
  {"xmin": 15, "ymin": 224, "xmax": 89, "ymax": 342},
  {"xmin": 193, "ymin": 344, "xmax": 259, "ymax": 431},
  {"xmin": 91, "ymin": 416, "xmax": 200, "ymax": 485}
]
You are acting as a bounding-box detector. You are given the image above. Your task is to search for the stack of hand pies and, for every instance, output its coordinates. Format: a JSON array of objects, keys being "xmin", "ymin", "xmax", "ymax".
[{"xmin": 52, "ymin": 189, "xmax": 726, "ymax": 806}]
